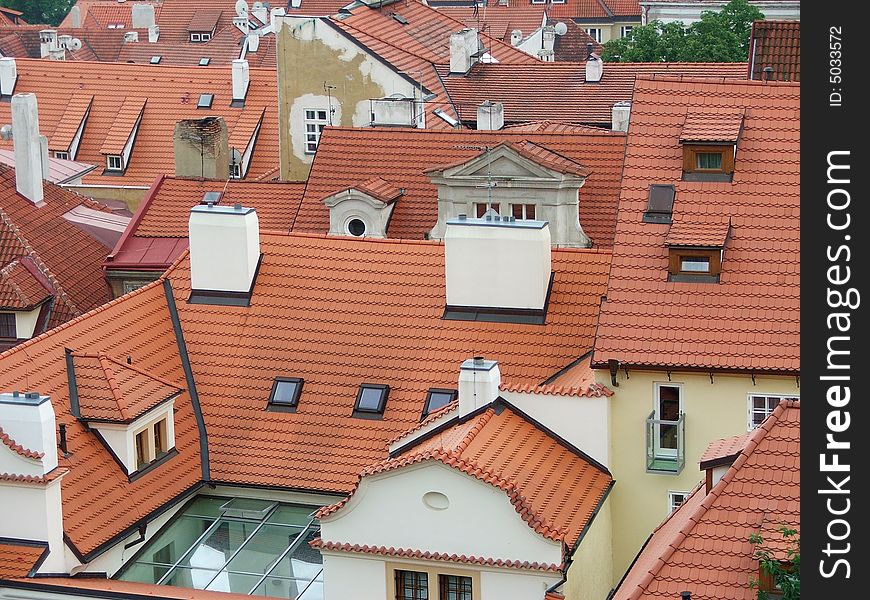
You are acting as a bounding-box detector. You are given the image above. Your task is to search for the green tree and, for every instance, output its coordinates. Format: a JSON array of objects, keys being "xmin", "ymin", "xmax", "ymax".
[
  {"xmin": 3, "ymin": 0, "xmax": 75, "ymax": 26},
  {"xmin": 749, "ymin": 526, "xmax": 800, "ymax": 600},
  {"xmin": 602, "ymin": 0, "xmax": 764, "ymax": 63}
]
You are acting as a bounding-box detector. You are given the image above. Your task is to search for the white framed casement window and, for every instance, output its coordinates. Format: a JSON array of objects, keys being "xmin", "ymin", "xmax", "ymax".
[
  {"xmin": 304, "ymin": 108, "xmax": 330, "ymax": 154},
  {"xmin": 621, "ymin": 25, "xmax": 634, "ymax": 38},
  {"xmin": 668, "ymin": 490, "xmax": 690, "ymax": 514},
  {"xmin": 586, "ymin": 27, "xmax": 603, "ymax": 43},
  {"xmin": 229, "ymin": 162, "xmax": 242, "ymax": 179},
  {"xmin": 106, "ymin": 154, "xmax": 123, "ymax": 171},
  {"xmin": 653, "ymin": 382, "xmax": 682, "ymax": 458},
  {"xmin": 747, "ymin": 394, "xmax": 798, "ymax": 430},
  {"xmin": 54, "ymin": 151, "xmax": 70, "ymax": 160},
  {"xmin": 201, "ymin": 33, "xmax": 211, "ymax": 42},
  {"xmin": 190, "ymin": 33, "xmax": 201, "ymax": 42}
]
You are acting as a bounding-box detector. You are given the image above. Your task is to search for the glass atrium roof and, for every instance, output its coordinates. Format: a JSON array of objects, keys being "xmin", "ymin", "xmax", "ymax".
[{"xmin": 117, "ymin": 496, "xmax": 323, "ymax": 599}]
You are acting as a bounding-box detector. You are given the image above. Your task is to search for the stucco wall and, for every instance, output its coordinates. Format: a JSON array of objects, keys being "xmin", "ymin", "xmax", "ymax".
[
  {"xmin": 62, "ymin": 184, "xmax": 149, "ymax": 212},
  {"xmin": 564, "ymin": 497, "xmax": 613, "ymax": 600},
  {"xmin": 602, "ymin": 368, "xmax": 799, "ymax": 582},
  {"xmin": 0, "ymin": 478, "xmax": 66, "ymax": 572}
]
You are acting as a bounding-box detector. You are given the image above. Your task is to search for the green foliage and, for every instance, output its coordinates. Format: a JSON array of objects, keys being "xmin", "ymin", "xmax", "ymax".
[
  {"xmin": 749, "ymin": 526, "xmax": 800, "ymax": 600},
  {"xmin": 601, "ymin": 0, "xmax": 764, "ymax": 63},
  {"xmin": 3, "ymin": 0, "xmax": 75, "ymax": 26}
]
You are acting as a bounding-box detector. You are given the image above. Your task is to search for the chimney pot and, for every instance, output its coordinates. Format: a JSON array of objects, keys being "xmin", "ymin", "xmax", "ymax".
[
  {"xmin": 450, "ymin": 28, "xmax": 480, "ymax": 75},
  {"xmin": 680, "ymin": 593, "xmax": 692, "ymax": 600}
]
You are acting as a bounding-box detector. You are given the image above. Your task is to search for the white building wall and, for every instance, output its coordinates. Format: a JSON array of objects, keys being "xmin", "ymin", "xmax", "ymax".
[
  {"xmin": 0, "ymin": 478, "xmax": 66, "ymax": 573},
  {"xmin": 5, "ymin": 305, "xmax": 43, "ymax": 340},
  {"xmin": 322, "ymin": 553, "xmax": 387, "ymax": 600},
  {"xmin": 480, "ymin": 570, "xmax": 557, "ymax": 600},
  {"xmin": 321, "ymin": 462, "xmax": 562, "ymax": 566}
]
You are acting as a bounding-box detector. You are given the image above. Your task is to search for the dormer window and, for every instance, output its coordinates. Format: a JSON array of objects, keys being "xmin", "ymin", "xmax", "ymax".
[
  {"xmin": 679, "ymin": 110, "xmax": 743, "ymax": 182},
  {"xmin": 267, "ymin": 377, "xmax": 303, "ymax": 412},
  {"xmin": 668, "ymin": 248, "xmax": 720, "ymax": 280},
  {"xmin": 665, "ymin": 216, "xmax": 730, "ymax": 283},
  {"xmin": 106, "ymin": 154, "xmax": 123, "ymax": 171},
  {"xmin": 353, "ymin": 384, "xmax": 389, "ymax": 418},
  {"xmin": 54, "ymin": 151, "xmax": 69, "ymax": 160},
  {"xmin": 0, "ymin": 313, "xmax": 15, "ymax": 338}
]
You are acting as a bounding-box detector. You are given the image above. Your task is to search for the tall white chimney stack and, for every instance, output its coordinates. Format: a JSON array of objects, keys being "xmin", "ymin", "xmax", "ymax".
[
  {"xmin": 449, "ymin": 28, "xmax": 479, "ymax": 74},
  {"xmin": 232, "ymin": 59, "xmax": 250, "ymax": 104},
  {"xmin": 0, "ymin": 57, "xmax": 17, "ymax": 97},
  {"xmin": 612, "ymin": 101, "xmax": 631, "ymax": 132},
  {"xmin": 476, "ymin": 100, "xmax": 504, "ymax": 131},
  {"xmin": 11, "ymin": 94, "xmax": 45, "ymax": 205},
  {"xmin": 189, "ymin": 204, "xmax": 260, "ymax": 295},
  {"xmin": 131, "ymin": 4, "xmax": 156, "ymax": 29},
  {"xmin": 458, "ymin": 358, "xmax": 501, "ymax": 417},
  {"xmin": 585, "ymin": 45, "xmax": 603, "ymax": 82}
]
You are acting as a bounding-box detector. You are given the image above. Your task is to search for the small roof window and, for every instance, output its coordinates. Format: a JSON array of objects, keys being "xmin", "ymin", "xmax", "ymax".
[
  {"xmin": 423, "ymin": 388, "xmax": 457, "ymax": 419},
  {"xmin": 201, "ymin": 191, "xmax": 222, "ymax": 205},
  {"xmin": 199, "ymin": 57, "xmax": 211, "ymax": 66},
  {"xmin": 643, "ymin": 184, "xmax": 675, "ymax": 224},
  {"xmin": 267, "ymin": 377, "xmax": 303, "ymax": 412},
  {"xmin": 197, "ymin": 93, "xmax": 214, "ymax": 109},
  {"xmin": 353, "ymin": 384, "xmax": 389, "ymax": 418},
  {"xmin": 150, "ymin": 55, "xmax": 161, "ymax": 64}
]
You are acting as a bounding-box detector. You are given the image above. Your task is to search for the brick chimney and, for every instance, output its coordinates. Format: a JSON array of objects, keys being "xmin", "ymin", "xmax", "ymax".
[{"xmin": 173, "ymin": 117, "xmax": 230, "ymax": 179}]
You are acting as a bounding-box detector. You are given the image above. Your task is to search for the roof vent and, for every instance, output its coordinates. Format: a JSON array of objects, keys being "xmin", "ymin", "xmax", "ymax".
[{"xmin": 201, "ymin": 191, "xmax": 223, "ymax": 205}]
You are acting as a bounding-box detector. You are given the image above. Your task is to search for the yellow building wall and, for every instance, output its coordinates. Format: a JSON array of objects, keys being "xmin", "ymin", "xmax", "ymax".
[
  {"xmin": 564, "ymin": 497, "xmax": 613, "ymax": 600},
  {"xmin": 577, "ymin": 21, "xmax": 639, "ymax": 45},
  {"xmin": 61, "ymin": 184, "xmax": 149, "ymax": 212},
  {"xmin": 601, "ymin": 368, "xmax": 799, "ymax": 583}
]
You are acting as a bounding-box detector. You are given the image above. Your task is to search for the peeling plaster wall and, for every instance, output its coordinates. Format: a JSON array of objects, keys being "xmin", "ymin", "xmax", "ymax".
[{"xmin": 276, "ymin": 16, "xmax": 421, "ymax": 180}]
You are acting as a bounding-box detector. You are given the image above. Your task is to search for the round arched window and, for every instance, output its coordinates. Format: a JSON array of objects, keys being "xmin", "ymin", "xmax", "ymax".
[{"xmin": 347, "ymin": 218, "xmax": 367, "ymax": 237}]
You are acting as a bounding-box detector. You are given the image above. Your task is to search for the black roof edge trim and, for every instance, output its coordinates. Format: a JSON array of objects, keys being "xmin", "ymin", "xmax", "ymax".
[
  {"xmin": 568, "ymin": 479, "xmax": 615, "ymax": 558},
  {"xmin": 163, "ymin": 279, "xmax": 211, "ymax": 482},
  {"xmin": 539, "ymin": 350, "xmax": 593, "ymax": 387},
  {"xmin": 127, "ymin": 448, "xmax": 180, "ymax": 483},
  {"xmin": 64, "ymin": 348, "xmax": 81, "ymax": 419},
  {"xmin": 442, "ymin": 271, "xmax": 554, "ymax": 325}
]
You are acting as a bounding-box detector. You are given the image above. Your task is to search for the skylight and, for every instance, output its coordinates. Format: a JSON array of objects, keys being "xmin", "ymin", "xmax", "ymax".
[
  {"xmin": 268, "ymin": 377, "xmax": 303, "ymax": 412},
  {"xmin": 643, "ymin": 184, "xmax": 675, "ymax": 223},
  {"xmin": 201, "ymin": 191, "xmax": 223, "ymax": 205},
  {"xmin": 353, "ymin": 384, "xmax": 389, "ymax": 418},
  {"xmin": 150, "ymin": 56, "xmax": 161, "ymax": 64},
  {"xmin": 423, "ymin": 388, "xmax": 457, "ymax": 418},
  {"xmin": 117, "ymin": 496, "xmax": 323, "ymax": 597},
  {"xmin": 197, "ymin": 94, "xmax": 214, "ymax": 109},
  {"xmin": 199, "ymin": 57, "xmax": 211, "ymax": 66}
]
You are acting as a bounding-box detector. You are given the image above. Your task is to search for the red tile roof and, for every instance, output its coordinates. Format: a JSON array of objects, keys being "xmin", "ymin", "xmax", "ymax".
[
  {"xmin": 0, "ymin": 281, "xmax": 203, "ymax": 557},
  {"xmin": 748, "ymin": 20, "xmax": 799, "ymax": 82},
  {"xmin": 0, "ymin": 258, "xmax": 53, "ymax": 310},
  {"xmin": 438, "ymin": 62, "xmax": 748, "ymax": 126},
  {"xmin": 49, "ymin": 94, "xmax": 94, "ymax": 153},
  {"xmin": 501, "ymin": 354, "xmax": 613, "ymax": 398},
  {"xmin": 314, "ymin": 539, "xmax": 561, "ymax": 571},
  {"xmin": 679, "ymin": 110, "xmax": 744, "ymax": 143},
  {"xmin": 106, "ymin": 176, "xmax": 306, "ymax": 271},
  {"xmin": 548, "ymin": 0, "xmax": 642, "ymax": 20},
  {"xmin": 0, "ymin": 540, "xmax": 46, "ymax": 579},
  {"xmin": 0, "ymin": 165, "xmax": 114, "ymax": 332},
  {"xmin": 99, "ymin": 97, "xmax": 147, "ymax": 156},
  {"xmin": 0, "ymin": 26, "xmax": 147, "ymax": 62},
  {"xmin": 435, "ymin": 3, "xmax": 547, "ymax": 43},
  {"xmin": 553, "ymin": 18, "xmax": 604, "ymax": 62},
  {"xmin": 300, "ymin": 127, "xmax": 626, "ymax": 246},
  {"xmin": 59, "ymin": 0, "xmax": 164, "ymax": 29},
  {"xmin": 322, "ymin": 402, "xmax": 612, "ymax": 548},
  {"xmin": 664, "ymin": 216, "xmax": 730, "ymax": 247},
  {"xmin": 350, "ymin": 177, "xmax": 404, "ymax": 204},
  {"xmin": 698, "ymin": 432, "xmax": 749, "ymax": 469},
  {"xmin": 592, "ymin": 77, "xmax": 799, "ymax": 373},
  {"xmin": 187, "ymin": 9, "xmax": 222, "ymax": 33},
  {"xmin": 0, "ymin": 59, "xmax": 280, "ymax": 187},
  {"xmin": 612, "ymin": 400, "xmax": 799, "ymax": 600},
  {"xmin": 71, "ymin": 352, "xmax": 184, "ymax": 423},
  {"xmin": 0, "ymin": 424, "xmax": 44, "ymax": 459}
]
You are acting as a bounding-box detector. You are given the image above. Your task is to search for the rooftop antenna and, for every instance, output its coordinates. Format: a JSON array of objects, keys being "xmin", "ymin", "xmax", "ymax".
[
  {"xmin": 323, "ymin": 82, "xmax": 337, "ymax": 125},
  {"xmin": 457, "ymin": 144, "xmax": 497, "ymax": 213}
]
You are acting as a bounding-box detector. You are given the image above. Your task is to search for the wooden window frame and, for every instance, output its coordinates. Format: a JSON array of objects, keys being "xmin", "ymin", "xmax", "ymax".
[
  {"xmin": 668, "ymin": 247, "xmax": 722, "ymax": 279},
  {"xmin": 0, "ymin": 313, "xmax": 16, "ymax": 339},
  {"xmin": 387, "ymin": 562, "xmax": 480, "ymax": 600},
  {"xmin": 134, "ymin": 416, "xmax": 171, "ymax": 470},
  {"xmin": 682, "ymin": 144, "xmax": 734, "ymax": 175},
  {"xmin": 510, "ymin": 203, "xmax": 536, "ymax": 220}
]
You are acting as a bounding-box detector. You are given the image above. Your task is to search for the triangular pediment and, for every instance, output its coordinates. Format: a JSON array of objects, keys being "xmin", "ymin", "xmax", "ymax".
[{"xmin": 441, "ymin": 144, "xmax": 569, "ymax": 181}]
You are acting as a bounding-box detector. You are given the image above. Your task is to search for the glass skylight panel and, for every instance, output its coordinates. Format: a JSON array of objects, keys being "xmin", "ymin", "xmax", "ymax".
[
  {"xmin": 423, "ymin": 389, "xmax": 457, "ymax": 417},
  {"xmin": 354, "ymin": 384, "xmax": 389, "ymax": 415},
  {"xmin": 197, "ymin": 94, "xmax": 214, "ymax": 109},
  {"xmin": 269, "ymin": 378, "xmax": 303, "ymax": 408},
  {"xmin": 199, "ymin": 57, "xmax": 211, "ymax": 66},
  {"xmin": 150, "ymin": 55, "xmax": 161, "ymax": 64}
]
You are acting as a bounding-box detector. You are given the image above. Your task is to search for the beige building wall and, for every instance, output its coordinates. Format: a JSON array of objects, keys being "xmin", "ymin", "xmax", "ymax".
[
  {"xmin": 564, "ymin": 497, "xmax": 613, "ymax": 600},
  {"xmin": 600, "ymin": 368, "xmax": 799, "ymax": 583},
  {"xmin": 62, "ymin": 184, "xmax": 149, "ymax": 212},
  {"xmin": 578, "ymin": 21, "xmax": 639, "ymax": 44},
  {"xmin": 275, "ymin": 16, "xmax": 422, "ymax": 181}
]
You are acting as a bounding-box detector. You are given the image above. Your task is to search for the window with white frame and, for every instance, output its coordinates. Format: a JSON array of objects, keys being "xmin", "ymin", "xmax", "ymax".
[
  {"xmin": 54, "ymin": 151, "xmax": 70, "ymax": 160},
  {"xmin": 201, "ymin": 33, "xmax": 211, "ymax": 42},
  {"xmin": 134, "ymin": 417, "xmax": 169, "ymax": 470},
  {"xmin": 586, "ymin": 27, "xmax": 603, "ymax": 43},
  {"xmin": 621, "ymin": 26, "xmax": 634, "ymax": 38},
  {"xmin": 106, "ymin": 155, "xmax": 123, "ymax": 171},
  {"xmin": 304, "ymin": 109, "xmax": 329, "ymax": 154},
  {"xmin": 668, "ymin": 490, "xmax": 690, "ymax": 514},
  {"xmin": 510, "ymin": 203, "xmax": 536, "ymax": 220},
  {"xmin": 747, "ymin": 394, "xmax": 798, "ymax": 430},
  {"xmin": 230, "ymin": 162, "xmax": 241, "ymax": 179}
]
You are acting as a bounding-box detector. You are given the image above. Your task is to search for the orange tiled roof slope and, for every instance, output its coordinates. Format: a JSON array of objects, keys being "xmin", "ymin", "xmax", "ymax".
[
  {"xmin": 0, "ymin": 280, "xmax": 203, "ymax": 557},
  {"xmin": 593, "ymin": 77, "xmax": 799, "ymax": 373},
  {"xmin": 0, "ymin": 540, "xmax": 46, "ymax": 579},
  {"xmin": 0, "ymin": 259, "xmax": 52, "ymax": 310},
  {"xmin": 323, "ymin": 401, "xmax": 612, "ymax": 549},
  {"xmin": 0, "ymin": 6, "xmax": 25, "ymax": 27},
  {"xmin": 553, "ymin": 19, "xmax": 605, "ymax": 62},
  {"xmin": 612, "ymin": 400, "xmax": 799, "ymax": 600},
  {"xmin": 106, "ymin": 176, "xmax": 306, "ymax": 271},
  {"xmin": 59, "ymin": 0, "xmax": 164, "ymax": 29},
  {"xmin": 438, "ymin": 62, "xmax": 748, "ymax": 126},
  {"xmin": 0, "ymin": 166, "xmax": 113, "ymax": 332},
  {"xmin": 699, "ymin": 432, "xmax": 749, "ymax": 467},
  {"xmin": 0, "ymin": 59, "xmax": 279, "ymax": 187},
  {"xmin": 548, "ymin": 0, "xmax": 642, "ymax": 20},
  {"xmin": 435, "ymin": 3, "xmax": 546, "ymax": 44},
  {"xmin": 748, "ymin": 20, "xmax": 799, "ymax": 82},
  {"xmin": 300, "ymin": 127, "xmax": 626, "ymax": 246},
  {"xmin": 0, "ymin": 26, "xmax": 152, "ymax": 62},
  {"xmin": 169, "ymin": 232, "xmax": 612, "ymax": 492}
]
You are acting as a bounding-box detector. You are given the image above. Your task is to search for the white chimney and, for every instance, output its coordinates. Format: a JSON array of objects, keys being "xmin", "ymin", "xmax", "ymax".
[
  {"xmin": 189, "ymin": 204, "xmax": 260, "ymax": 293},
  {"xmin": 271, "ymin": 7, "xmax": 288, "ymax": 31},
  {"xmin": 252, "ymin": 1, "xmax": 268, "ymax": 23},
  {"xmin": 612, "ymin": 101, "xmax": 631, "ymax": 132},
  {"xmin": 458, "ymin": 358, "xmax": 501, "ymax": 417},
  {"xmin": 124, "ymin": 31, "xmax": 139, "ymax": 43},
  {"xmin": 234, "ymin": 16, "xmax": 250, "ymax": 35},
  {"xmin": 247, "ymin": 32, "xmax": 260, "ymax": 52},
  {"xmin": 39, "ymin": 30, "xmax": 58, "ymax": 59},
  {"xmin": 0, "ymin": 392, "xmax": 58, "ymax": 475},
  {"xmin": 58, "ymin": 34, "xmax": 73, "ymax": 49},
  {"xmin": 476, "ymin": 100, "xmax": 504, "ymax": 131},
  {"xmin": 232, "ymin": 59, "xmax": 250, "ymax": 104},
  {"xmin": 148, "ymin": 24, "xmax": 160, "ymax": 43},
  {"xmin": 542, "ymin": 26, "xmax": 556, "ymax": 52},
  {"xmin": 11, "ymin": 94, "xmax": 44, "ymax": 205},
  {"xmin": 131, "ymin": 3, "xmax": 156, "ymax": 29},
  {"xmin": 39, "ymin": 134, "xmax": 50, "ymax": 181},
  {"xmin": 586, "ymin": 51, "xmax": 603, "ymax": 82},
  {"xmin": 510, "ymin": 29, "xmax": 522, "ymax": 46},
  {"xmin": 0, "ymin": 57, "xmax": 17, "ymax": 96},
  {"xmin": 444, "ymin": 216, "xmax": 552, "ymax": 310},
  {"xmin": 69, "ymin": 5, "xmax": 82, "ymax": 28},
  {"xmin": 450, "ymin": 28, "xmax": 479, "ymax": 75},
  {"xmin": 538, "ymin": 48, "xmax": 555, "ymax": 62}
]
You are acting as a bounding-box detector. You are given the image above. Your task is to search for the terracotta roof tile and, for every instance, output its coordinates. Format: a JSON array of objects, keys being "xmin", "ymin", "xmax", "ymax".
[
  {"xmin": 435, "ymin": 3, "xmax": 547, "ymax": 43},
  {"xmin": 664, "ymin": 216, "xmax": 730, "ymax": 248},
  {"xmin": 501, "ymin": 354, "xmax": 612, "ymax": 398},
  {"xmin": 48, "ymin": 95, "xmax": 94, "ymax": 154},
  {"xmin": 313, "ymin": 539, "xmax": 562, "ymax": 571},
  {"xmin": 593, "ymin": 77, "xmax": 799, "ymax": 372},
  {"xmin": 72, "ymin": 352, "xmax": 184, "ymax": 423},
  {"xmin": 0, "ymin": 258, "xmax": 53, "ymax": 310},
  {"xmin": 749, "ymin": 20, "xmax": 799, "ymax": 82},
  {"xmin": 0, "ymin": 424, "xmax": 44, "ymax": 459},
  {"xmin": 188, "ymin": 10, "xmax": 222, "ymax": 33},
  {"xmin": 301, "ymin": 127, "xmax": 626, "ymax": 246},
  {"xmin": 99, "ymin": 97, "xmax": 147, "ymax": 156},
  {"xmin": 60, "ymin": 0, "xmax": 164, "ymax": 29},
  {"xmin": 351, "ymin": 177, "xmax": 404, "ymax": 204},
  {"xmin": 439, "ymin": 62, "xmax": 748, "ymax": 126},
  {"xmin": 323, "ymin": 403, "xmax": 612, "ymax": 548},
  {"xmin": 0, "ymin": 59, "xmax": 280, "ymax": 186},
  {"xmin": 0, "ymin": 540, "xmax": 47, "ymax": 579},
  {"xmin": 612, "ymin": 400, "xmax": 799, "ymax": 600},
  {"xmin": 699, "ymin": 433, "xmax": 749, "ymax": 469},
  {"xmin": 679, "ymin": 110, "xmax": 744, "ymax": 143},
  {"xmin": 553, "ymin": 18, "xmax": 604, "ymax": 62},
  {"xmin": 228, "ymin": 108, "xmax": 265, "ymax": 154}
]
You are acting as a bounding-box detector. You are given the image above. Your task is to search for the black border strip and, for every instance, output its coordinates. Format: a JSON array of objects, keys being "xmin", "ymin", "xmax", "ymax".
[
  {"xmin": 187, "ymin": 254, "xmax": 263, "ymax": 307},
  {"xmin": 442, "ymin": 271, "xmax": 555, "ymax": 325},
  {"xmin": 64, "ymin": 348, "xmax": 81, "ymax": 419}
]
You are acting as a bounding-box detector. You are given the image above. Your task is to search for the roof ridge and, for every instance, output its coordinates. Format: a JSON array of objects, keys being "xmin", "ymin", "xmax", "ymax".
[
  {"xmin": 0, "ymin": 425, "xmax": 44, "ymax": 460},
  {"xmin": 385, "ymin": 400, "xmax": 458, "ymax": 447},
  {"xmin": 635, "ymin": 73, "xmax": 800, "ymax": 88},
  {"xmin": 453, "ymin": 407, "xmax": 495, "ymax": 453},
  {"xmin": 102, "ymin": 354, "xmax": 185, "ymax": 391},
  {"xmin": 97, "ymin": 354, "xmax": 131, "ymax": 421}
]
